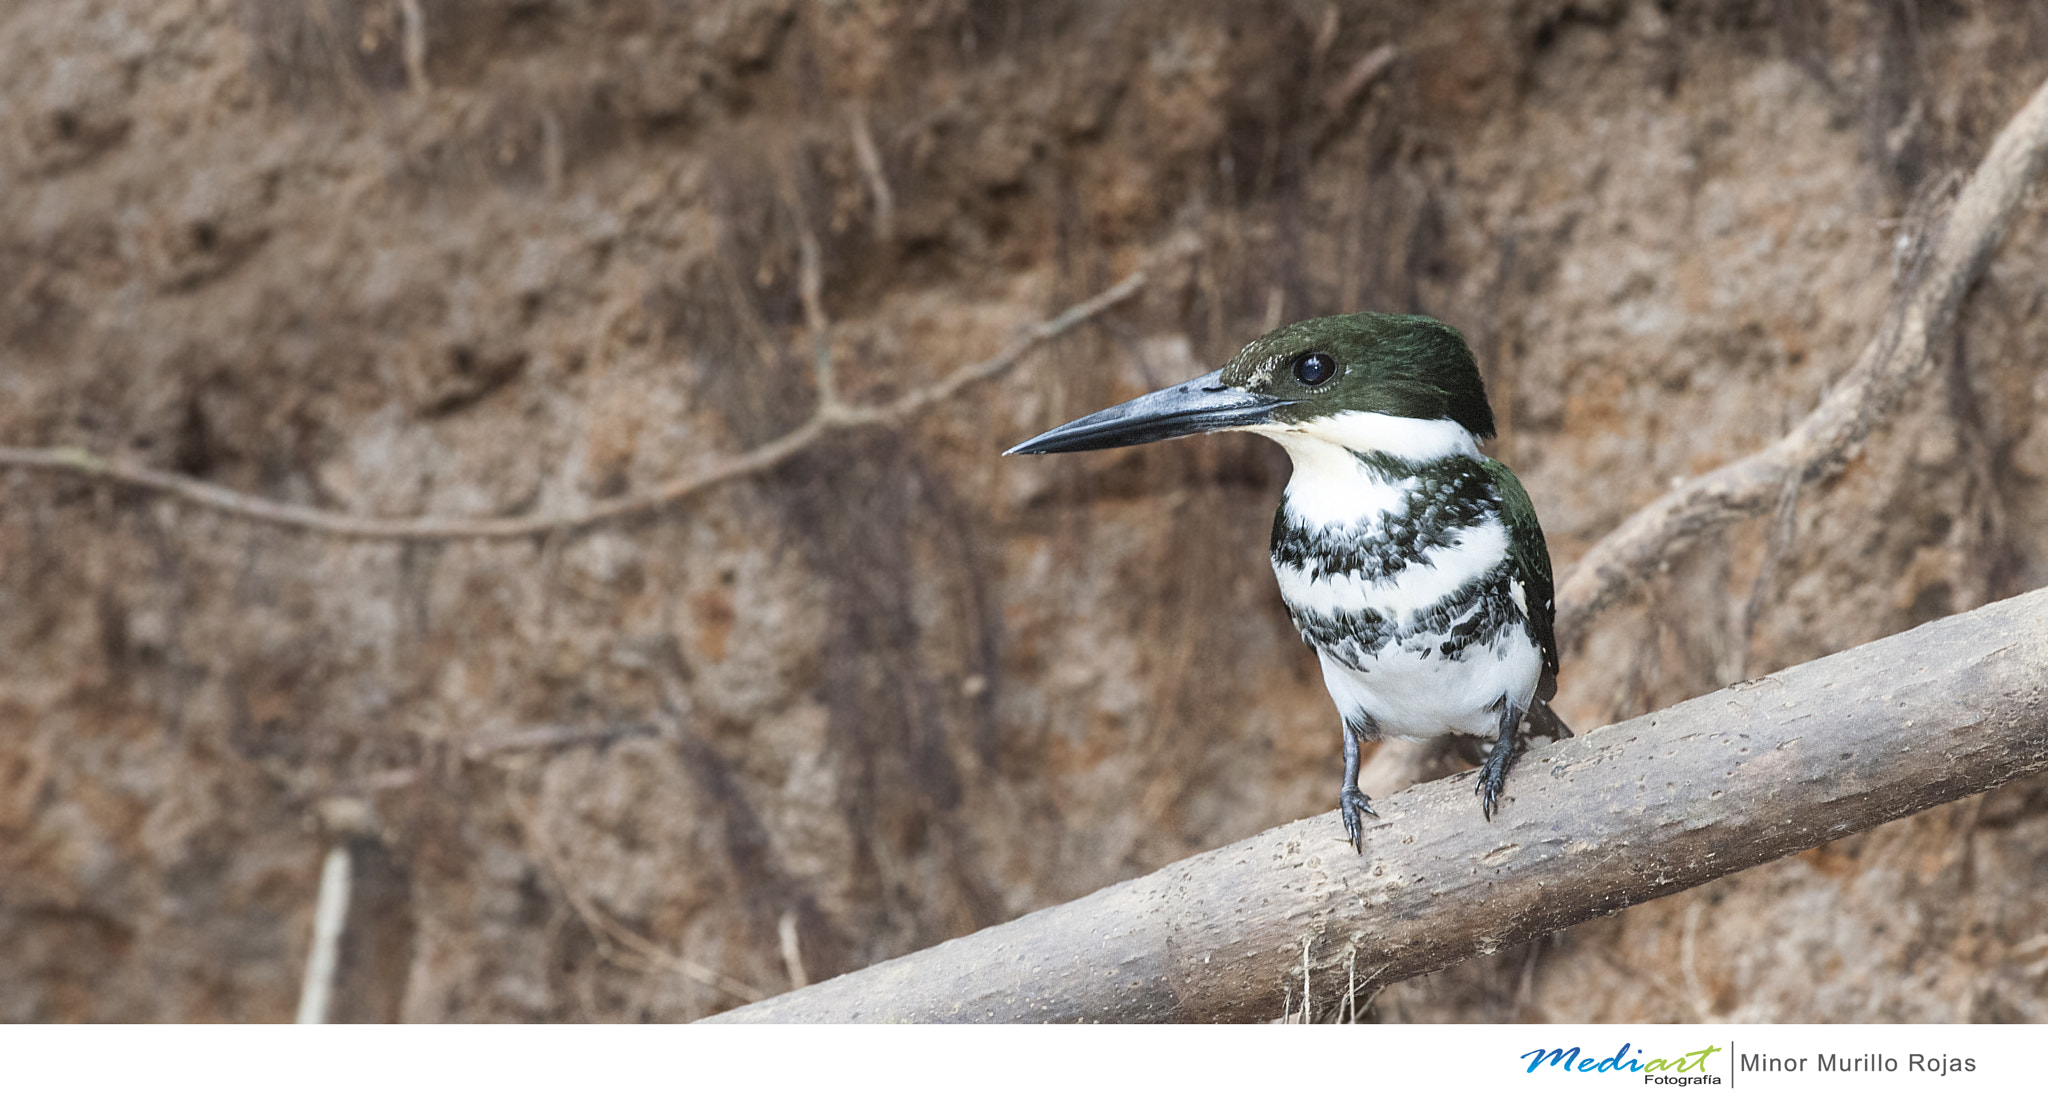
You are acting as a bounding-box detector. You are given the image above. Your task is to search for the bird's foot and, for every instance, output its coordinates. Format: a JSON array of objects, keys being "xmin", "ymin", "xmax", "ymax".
[
  {"xmin": 1474, "ymin": 700, "xmax": 1526, "ymax": 821},
  {"xmin": 1473, "ymin": 740, "xmax": 1516, "ymax": 820},
  {"xmin": 1339, "ymin": 785, "xmax": 1378, "ymax": 852}
]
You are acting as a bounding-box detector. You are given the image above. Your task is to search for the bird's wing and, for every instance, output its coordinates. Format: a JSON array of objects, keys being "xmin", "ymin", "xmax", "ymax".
[{"xmin": 1481, "ymin": 458, "xmax": 1560, "ymax": 701}]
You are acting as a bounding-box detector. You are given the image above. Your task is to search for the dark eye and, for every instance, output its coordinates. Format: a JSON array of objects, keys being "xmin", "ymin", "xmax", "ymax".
[{"xmin": 1291, "ymin": 351, "xmax": 1337, "ymax": 387}]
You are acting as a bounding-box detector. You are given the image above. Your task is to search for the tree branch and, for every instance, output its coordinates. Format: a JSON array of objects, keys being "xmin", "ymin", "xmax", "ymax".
[
  {"xmin": 0, "ymin": 272, "xmax": 1147, "ymax": 542},
  {"xmin": 293, "ymin": 844, "xmax": 353, "ymax": 1024},
  {"xmin": 848, "ymin": 103, "xmax": 896, "ymax": 243},
  {"xmin": 1554, "ymin": 75, "xmax": 2048, "ymax": 643},
  {"xmin": 704, "ymin": 587, "xmax": 2048, "ymax": 1023}
]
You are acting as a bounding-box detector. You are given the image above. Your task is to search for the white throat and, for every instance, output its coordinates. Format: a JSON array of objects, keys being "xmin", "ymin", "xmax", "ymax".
[
  {"xmin": 1251, "ymin": 413, "xmax": 1481, "ymax": 529},
  {"xmin": 1258, "ymin": 411, "xmax": 1481, "ymax": 464}
]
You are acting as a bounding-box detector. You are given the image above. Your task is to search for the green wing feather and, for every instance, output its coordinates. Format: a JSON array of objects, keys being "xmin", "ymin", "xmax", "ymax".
[{"xmin": 1481, "ymin": 458, "xmax": 1559, "ymax": 702}]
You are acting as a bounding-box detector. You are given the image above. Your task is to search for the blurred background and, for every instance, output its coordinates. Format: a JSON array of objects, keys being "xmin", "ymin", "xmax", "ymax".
[{"xmin": 4, "ymin": 0, "xmax": 2048, "ymax": 1022}]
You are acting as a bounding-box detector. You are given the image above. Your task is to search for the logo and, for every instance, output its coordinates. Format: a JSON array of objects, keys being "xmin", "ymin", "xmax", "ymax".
[{"xmin": 1521, "ymin": 1043, "xmax": 1724, "ymax": 1086}]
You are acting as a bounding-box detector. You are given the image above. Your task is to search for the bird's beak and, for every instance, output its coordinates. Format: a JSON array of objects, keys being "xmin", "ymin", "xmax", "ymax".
[{"xmin": 1004, "ymin": 369, "xmax": 1293, "ymax": 455}]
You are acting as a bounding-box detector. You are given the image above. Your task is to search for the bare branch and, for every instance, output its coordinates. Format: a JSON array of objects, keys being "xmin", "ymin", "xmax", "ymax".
[
  {"xmin": 1726, "ymin": 474, "xmax": 1801, "ymax": 683},
  {"xmin": 295, "ymin": 797, "xmax": 378, "ymax": 1025},
  {"xmin": 1553, "ymin": 76, "xmax": 2048, "ymax": 643},
  {"xmin": 777, "ymin": 910, "xmax": 810, "ymax": 991},
  {"xmin": 783, "ymin": 177, "xmax": 838, "ymax": 410},
  {"xmin": 294, "ymin": 845, "xmax": 353, "ymax": 1024},
  {"xmin": 0, "ymin": 271, "xmax": 1145, "ymax": 541},
  {"xmin": 1323, "ymin": 44, "xmax": 1397, "ymax": 115},
  {"xmin": 848, "ymin": 103, "xmax": 896, "ymax": 242},
  {"xmin": 704, "ymin": 587, "xmax": 2048, "ymax": 1022},
  {"xmin": 398, "ymin": 0, "xmax": 429, "ymax": 95},
  {"xmin": 461, "ymin": 722, "xmax": 660, "ymax": 759}
]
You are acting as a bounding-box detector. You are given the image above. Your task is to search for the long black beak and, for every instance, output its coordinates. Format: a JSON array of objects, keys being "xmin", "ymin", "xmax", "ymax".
[{"xmin": 1004, "ymin": 369, "xmax": 1293, "ymax": 455}]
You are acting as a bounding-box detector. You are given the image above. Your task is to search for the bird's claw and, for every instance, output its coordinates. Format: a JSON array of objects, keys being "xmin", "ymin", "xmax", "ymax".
[
  {"xmin": 1473, "ymin": 705, "xmax": 1525, "ymax": 821},
  {"xmin": 1339, "ymin": 785, "xmax": 1378, "ymax": 852},
  {"xmin": 1473, "ymin": 756, "xmax": 1510, "ymax": 820}
]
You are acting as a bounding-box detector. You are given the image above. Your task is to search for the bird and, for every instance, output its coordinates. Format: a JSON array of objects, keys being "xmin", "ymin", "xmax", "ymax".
[{"xmin": 1006, "ymin": 312, "xmax": 1568, "ymax": 851}]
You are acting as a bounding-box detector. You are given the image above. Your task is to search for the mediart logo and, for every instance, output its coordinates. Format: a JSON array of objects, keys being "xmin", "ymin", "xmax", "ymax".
[{"xmin": 1521, "ymin": 1043, "xmax": 1724, "ymax": 1085}]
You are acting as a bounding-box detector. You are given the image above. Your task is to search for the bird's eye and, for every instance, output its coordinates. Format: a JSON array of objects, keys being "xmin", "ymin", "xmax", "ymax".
[{"xmin": 1291, "ymin": 351, "xmax": 1337, "ymax": 387}]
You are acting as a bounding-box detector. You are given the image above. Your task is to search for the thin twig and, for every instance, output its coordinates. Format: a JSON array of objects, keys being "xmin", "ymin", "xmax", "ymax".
[
  {"xmin": 0, "ymin": 272, "xmax": 1145, "ymax": 541},
  {"xmin": 349, "ymin": 768, "xmax": 421, "ymax": 792},
  {"xmin": 1343, "ymin": 946, "xmax": 1358, "ymax": 1024},
  {"xmin": 1727, "ymin": 475, "xmax": 1800, "ymax": 683},
  {"xmin": 848, "ymin": 103, "xmax": 895, "ymax": 242},
  {"xmin": 1679, "ymin": 900, "xmax": 1715, "ymax": 1022},
  {"xmin": 1553, "ymin": 75, "xmax": 2048, "ymax": 644},
  {"xmin": 1322, "ymin": 44, "xmax": 1397, "ymax": 115},
  {"xmin": 1300, "ymin": 935, "xmax": 1313, "ymax": 1023},
  {"xmin": 1512, "ymin": 940, "xmax": 1541, "ymax": 1019},
  {"xmin": 295, "ymin": 844, "xmax": 353, "ymax": 1024},
  {"xmin": 397, "ymin": 0, "xmax": 429, "ymax": 95},
  {"xmin": 783, "ymin": 180, "xmax": 838, "ymax": 410},
  {"xmin": 777, "ymin": 910, "xmax": 810, "ymax": 991},
  {"xmin": 295, "ymin": 797, "xmax": 378, "ymax": 1024},
  {"xmin": 462, "ymin": 721, "xmax": 660, "ymax": 760}
]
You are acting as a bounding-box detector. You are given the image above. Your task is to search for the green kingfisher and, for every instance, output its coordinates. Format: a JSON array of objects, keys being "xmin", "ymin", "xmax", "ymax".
[{"xmin": 1007, "ymin": 312, "xmax": 1568, "ymax": 850}]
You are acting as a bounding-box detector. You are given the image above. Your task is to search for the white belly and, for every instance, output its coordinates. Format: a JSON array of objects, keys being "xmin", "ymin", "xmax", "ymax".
[
  {"xmin": 1257, "ymin": 417, "xmax": 1540, "ymax": 739},
  {"xmin": 1316, "ymin": 629, "xmax": 1542, "ymax": 741},
  {"xmin": 1270, "ymin": 517, "xmax": 1510, "ymax": 623}
]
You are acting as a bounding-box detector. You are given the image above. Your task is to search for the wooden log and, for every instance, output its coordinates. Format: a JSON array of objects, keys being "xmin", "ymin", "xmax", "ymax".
[{"xmin": 705, "ymin": 588, "xmax": 2048, "ymax": 1022}]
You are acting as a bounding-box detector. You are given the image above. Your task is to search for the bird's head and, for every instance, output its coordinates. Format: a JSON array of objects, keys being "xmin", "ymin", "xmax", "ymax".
[{"xmin": 1005, "ymin": 312, "xmax": 1494, "ymax": 459}]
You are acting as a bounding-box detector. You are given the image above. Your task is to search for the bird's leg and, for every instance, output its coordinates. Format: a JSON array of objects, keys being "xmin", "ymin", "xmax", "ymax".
[
  {"xmin": 1339, "ymin": 718, "xmax": 1379, "ymax": 852},
  {"xmin": 1475, "ymin": 698, "xmax": 1524, "ymax": 820}
]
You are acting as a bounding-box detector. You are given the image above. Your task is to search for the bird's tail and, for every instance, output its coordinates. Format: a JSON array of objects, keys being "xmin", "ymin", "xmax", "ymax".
[{"xmin": 1522, "ymin": 698, "xmax": 1575, "ymax": 742}]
